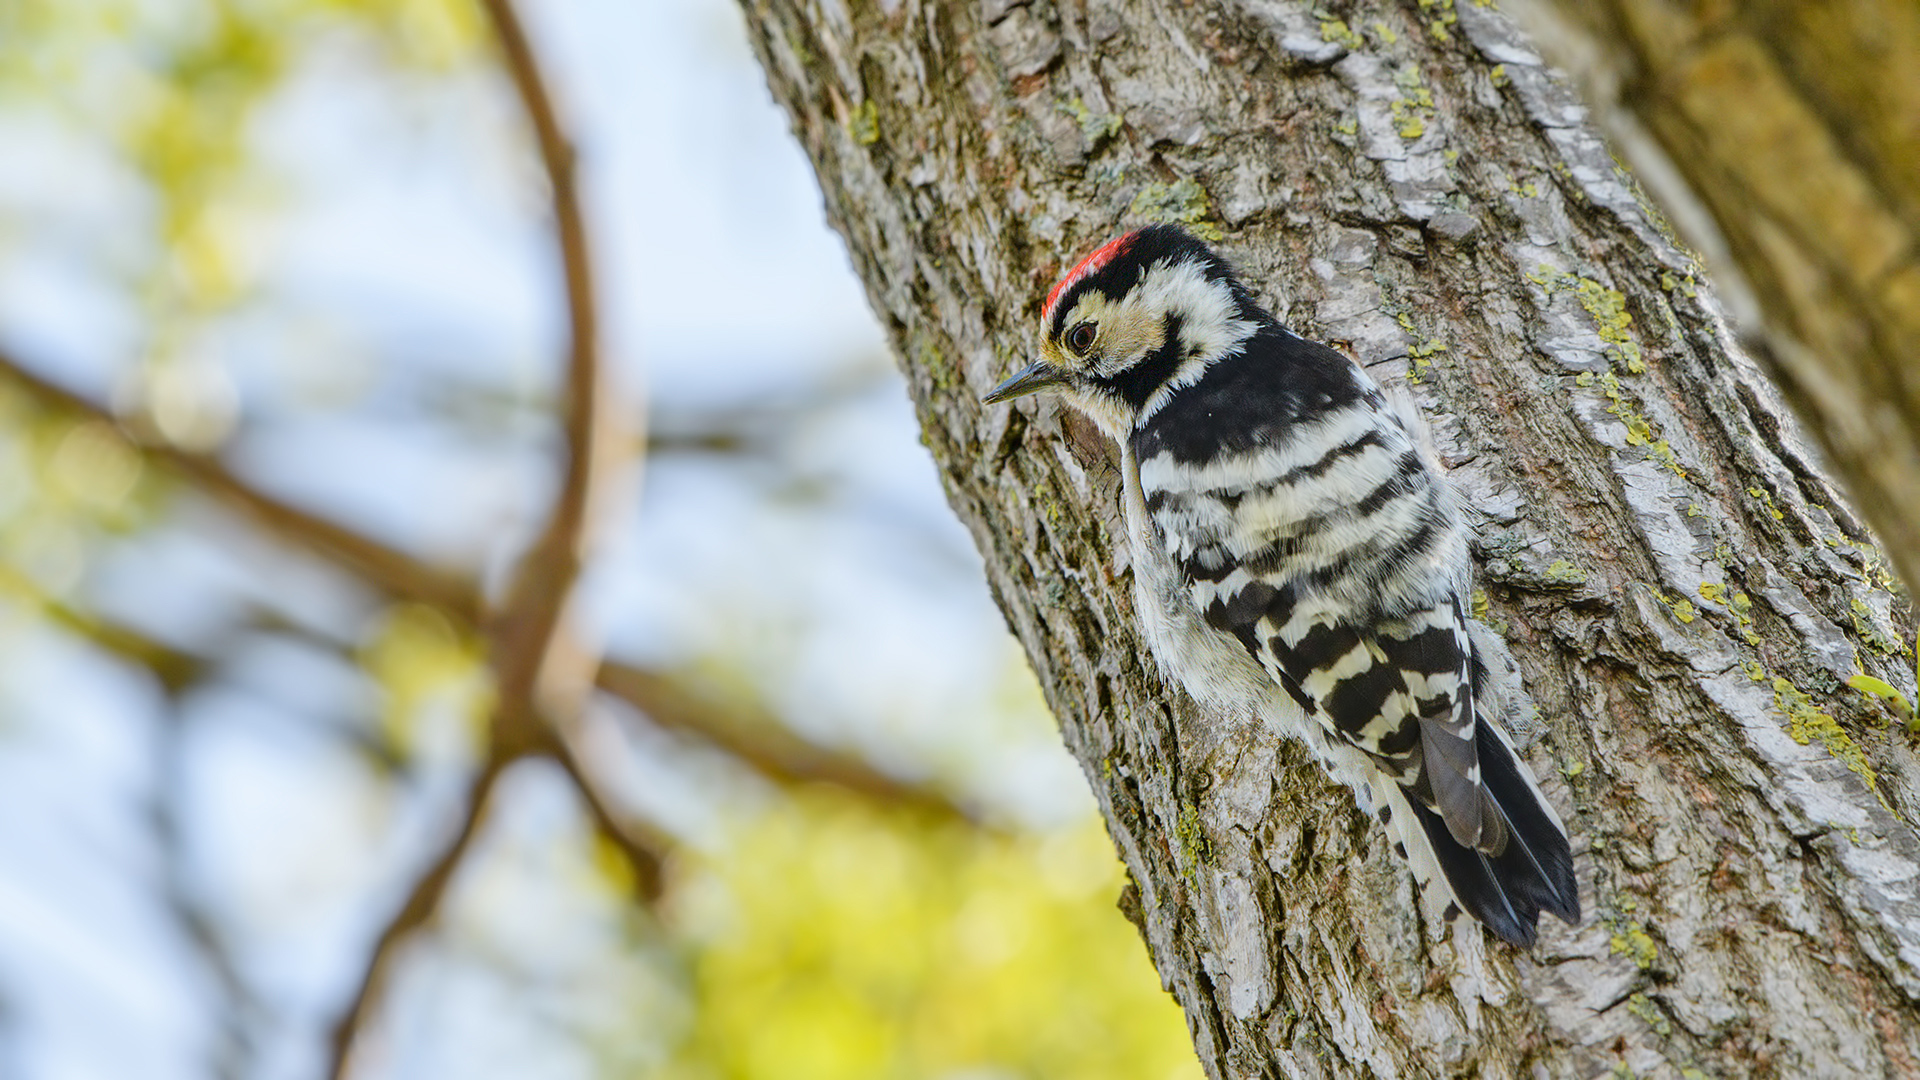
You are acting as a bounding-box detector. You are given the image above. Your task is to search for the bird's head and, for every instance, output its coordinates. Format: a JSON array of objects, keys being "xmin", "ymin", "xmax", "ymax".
[{"xmin": 983, "ymin": 223, "xmax": 1260, "ymax": 437}]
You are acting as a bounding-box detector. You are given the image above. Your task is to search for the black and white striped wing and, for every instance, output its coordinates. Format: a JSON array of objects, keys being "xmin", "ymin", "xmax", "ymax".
[
  {"xmin": 1191, "ymin": 566, "xmax": 1501, "ymax": 847},
  {"xmin": 1130, "ymin": 337, "xmax": 1579, "ymax": 944},
  {"xmin": 1140, "ymin": 406, "xmax": 1499, "ymax": 850},
  {"xmin": 1249, "ymin": 590, "xmax": 1502, "ymax": 852}
]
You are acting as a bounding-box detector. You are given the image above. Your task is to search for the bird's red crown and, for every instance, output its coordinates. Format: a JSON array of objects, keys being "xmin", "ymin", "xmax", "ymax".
[{"xmin": 1042, "ymin": 230, "xmax": 1140, "ymax": 326}]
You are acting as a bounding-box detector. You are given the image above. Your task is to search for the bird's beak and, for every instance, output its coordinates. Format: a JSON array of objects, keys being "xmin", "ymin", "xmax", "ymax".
[{"xmin": 982, "ymin": 360, "xmax": 1067, "ymax": 404}]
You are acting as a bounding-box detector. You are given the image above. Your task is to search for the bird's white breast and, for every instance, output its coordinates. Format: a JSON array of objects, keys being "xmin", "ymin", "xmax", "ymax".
[{"xmin": 1118, "ymin": 442, "xmax": 1372, "ymax": 795}]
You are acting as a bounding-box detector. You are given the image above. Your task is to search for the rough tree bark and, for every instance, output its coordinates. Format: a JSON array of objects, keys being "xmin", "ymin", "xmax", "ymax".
[
  {"xmin": 736, "ymin": 0, "xmax": 1920, "ymax": 1075},
  {"xmin": 1502, "ymin": 0, "xmax": 1920, "ymax": 614}
]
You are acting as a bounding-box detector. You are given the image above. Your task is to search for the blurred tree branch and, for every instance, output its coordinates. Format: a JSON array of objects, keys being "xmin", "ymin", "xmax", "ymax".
[
  {"xmin": 542, "ymin": 718, "xmax": 670, "ymax": 900},
  {"xmin": 0, "ymin": 356, "xmax": 480, "ymax": 619},
  {"xmin": 0, "ymin": 563, "xmax": 208, "ymax": 693},
  {"xmin": 0, "ymin": 349, "xmax": 969, "ymax": 816},
  {"xmin": 330, "ymin": 0, "xmax": 626, "ymax": 1070},
  {"xmin": 596, "ymin": 664, "xmax": 972, "ymax": 820},
  {"xmin": 327, "ymin": 756, "xmax": 507, "ymax": 1078},
  {"xmin": 474, "ymin": 0, "xmax": 609, "ymax": 742},
  {"xmin": 2, "ymin": 571, "xmax": 410, "ymax": 769}
]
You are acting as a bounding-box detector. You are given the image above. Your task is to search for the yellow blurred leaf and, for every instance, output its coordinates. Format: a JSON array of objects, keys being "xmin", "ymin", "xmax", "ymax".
[
  {"xmin": 359, "ymin": 601, "xmax": 493, "ymax": 757},
  {"xmin": 47, "ymin": 420, "xmax": 142, "ymax": 513},
  {"xmin": 663, "ymin": 793, "xmax": 1203, "ymax": 1080}
]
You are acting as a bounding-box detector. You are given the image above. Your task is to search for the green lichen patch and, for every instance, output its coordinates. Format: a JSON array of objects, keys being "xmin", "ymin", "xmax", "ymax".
[
  {"xmin": 1543, "ymin": 559, "xmax": 1587, "ymax": 586},
  {"xmin": 1659, "ymin": 271, "xmax": 1698, "ymax": 299},
  {"xmin": 1392, "ymin": 313, "xmax": 1446, "ymax": 382},
  {"xmin": 1853, "ymin": 544, "xmax": 1904, "ymax": 594},
  {"xmin": 1612, "ymin": 407, "xmax": 1683, "ymax": 474},
  {"xmin": 1468, "ymin": 586, "xmax": 1509, "ymax": 633},
  {"xmin": 1531, "ymin": 267, "xmax": 1647, "ymax": 372},
  {"xmin": 1175, "ymin": 803, "xmax": 1213, "ymax": 871},
  {"xmin": 1850, "ymin": 598, "xmax": 1906, "ymax": 657},
  {"xmin": 1773, "ymin": 674, "xmax": 1888, "ymax": 807},
  {"xmin": 1490, "ymin": 552, "xmax": 1589, "ymax": 593},
  {"xmin": 1571, "ymin": 277, "xmax": 1643, "ymax": 371},
  {"xmin": 1626, "ymin": 993, "xmax": 1672, "ymax": 1037},
  {"xmin": 1129, "ymin": 179, "xmax": 1223, "ymax": 241},
  {"xmin": 1746, "ymin": 486, "xmax": 1786, "ymax": 521},
  {"xmin": 1606, "ymin": 900, "xmax": 1658, "ymax": 970},
  {"xmin": 1390, "ymin": 66, "xmax": 1435, "ymax": 140},
  {"xmin": 1318, "ymin": 18, "xmax": 1364, "ymax": 50},
  {"xmin": 1060, "ymin": 97, "xmax": 1121, "ymax": 148},
  {"xmin": 1556, "ymin": 161, "xmax": 1591, "ymax": 205},
  {"xmin": 1036, "ymin": 491, "xmax": 1068, "ymax": 531},
  {"xmin": 1416, "ymin": 0, "xmax": 1458, "ymax": 40},
  {"xmin": 1699, "ymin": 583, "xmax": 1762, "ymax": 645},
  {"xmin": 1650, "ymin": 587, "xmax": 1699, "ymax": 625},
  {"xmin": 847, "ymin": 98, "xmax": 880, "ymax": 146},
  {"xmin": 914, "ymin": 333, "xmax": 957, "ymax": 393},
  {"xmin": 1584, "ymin": 368, "xmax": 1687, "ymax": 477}
]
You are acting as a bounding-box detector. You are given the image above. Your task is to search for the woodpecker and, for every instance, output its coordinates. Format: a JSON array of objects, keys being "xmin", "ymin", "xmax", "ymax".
[{"xmin": 984, "ymin": 223, "xmax": 1578, "ymax": 947}]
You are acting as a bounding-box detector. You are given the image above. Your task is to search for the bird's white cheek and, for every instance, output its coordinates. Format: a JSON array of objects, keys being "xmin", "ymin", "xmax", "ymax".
[{"xmin": 1061, "ymin": 388, "xmax": 1136, "ymax": 442}]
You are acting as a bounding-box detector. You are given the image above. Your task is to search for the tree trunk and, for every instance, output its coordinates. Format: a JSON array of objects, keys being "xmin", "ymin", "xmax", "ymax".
[
  {"xmin": 1497, "ymin": 0, "xmax": 1920, "ymax": 618},
  {"xmin": 735, "ymin": 0, "xmax": 1920, "ymax": 1074}
]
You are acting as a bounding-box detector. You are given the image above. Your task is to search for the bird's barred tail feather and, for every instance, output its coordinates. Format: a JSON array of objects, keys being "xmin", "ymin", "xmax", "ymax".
[{"xmin": 1373, "ymin": 718, "xmax": 1579, "ymax": 947}]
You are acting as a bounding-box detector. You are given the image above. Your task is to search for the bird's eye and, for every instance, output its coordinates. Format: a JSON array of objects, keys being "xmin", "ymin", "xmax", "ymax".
[{"xmin": 1066, "ymin": 322, "xmax": 1097, "ymax": 353}]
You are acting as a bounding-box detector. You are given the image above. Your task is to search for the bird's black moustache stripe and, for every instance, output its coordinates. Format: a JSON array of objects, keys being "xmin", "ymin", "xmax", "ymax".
[{"xmin": 1097, "ymin": 313, "xmax": 1185, "ymax": 410}]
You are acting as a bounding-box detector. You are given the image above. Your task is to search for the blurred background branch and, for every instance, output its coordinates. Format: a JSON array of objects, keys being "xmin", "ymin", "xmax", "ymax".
[
  {"xmin": 0, "ymin": 346, "xmax": 971, "ymax": 817},
  {"xmin": 327, "ymin": 756, "xmax": 507, "ymax": 1080},
  {"xmin": 330, "ymin": 0, "xmax": 618, "ymax": 1070}
]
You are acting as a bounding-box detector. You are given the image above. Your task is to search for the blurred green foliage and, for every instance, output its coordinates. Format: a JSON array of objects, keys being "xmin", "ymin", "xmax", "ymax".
[
  {"xmin": 0, "ymin": 0, "xmax": 487, "ymax": 446},
  {"xmin": 360, "ymin": 601, "xmax": 494, "ymax": 759},
  {"xmin": 665, "ymin": 794, "xmax": 1202, "ymax": 1080},
  {"xmin": 0, "ymin": 384, "xmax": 165, "ymax": 606}
]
